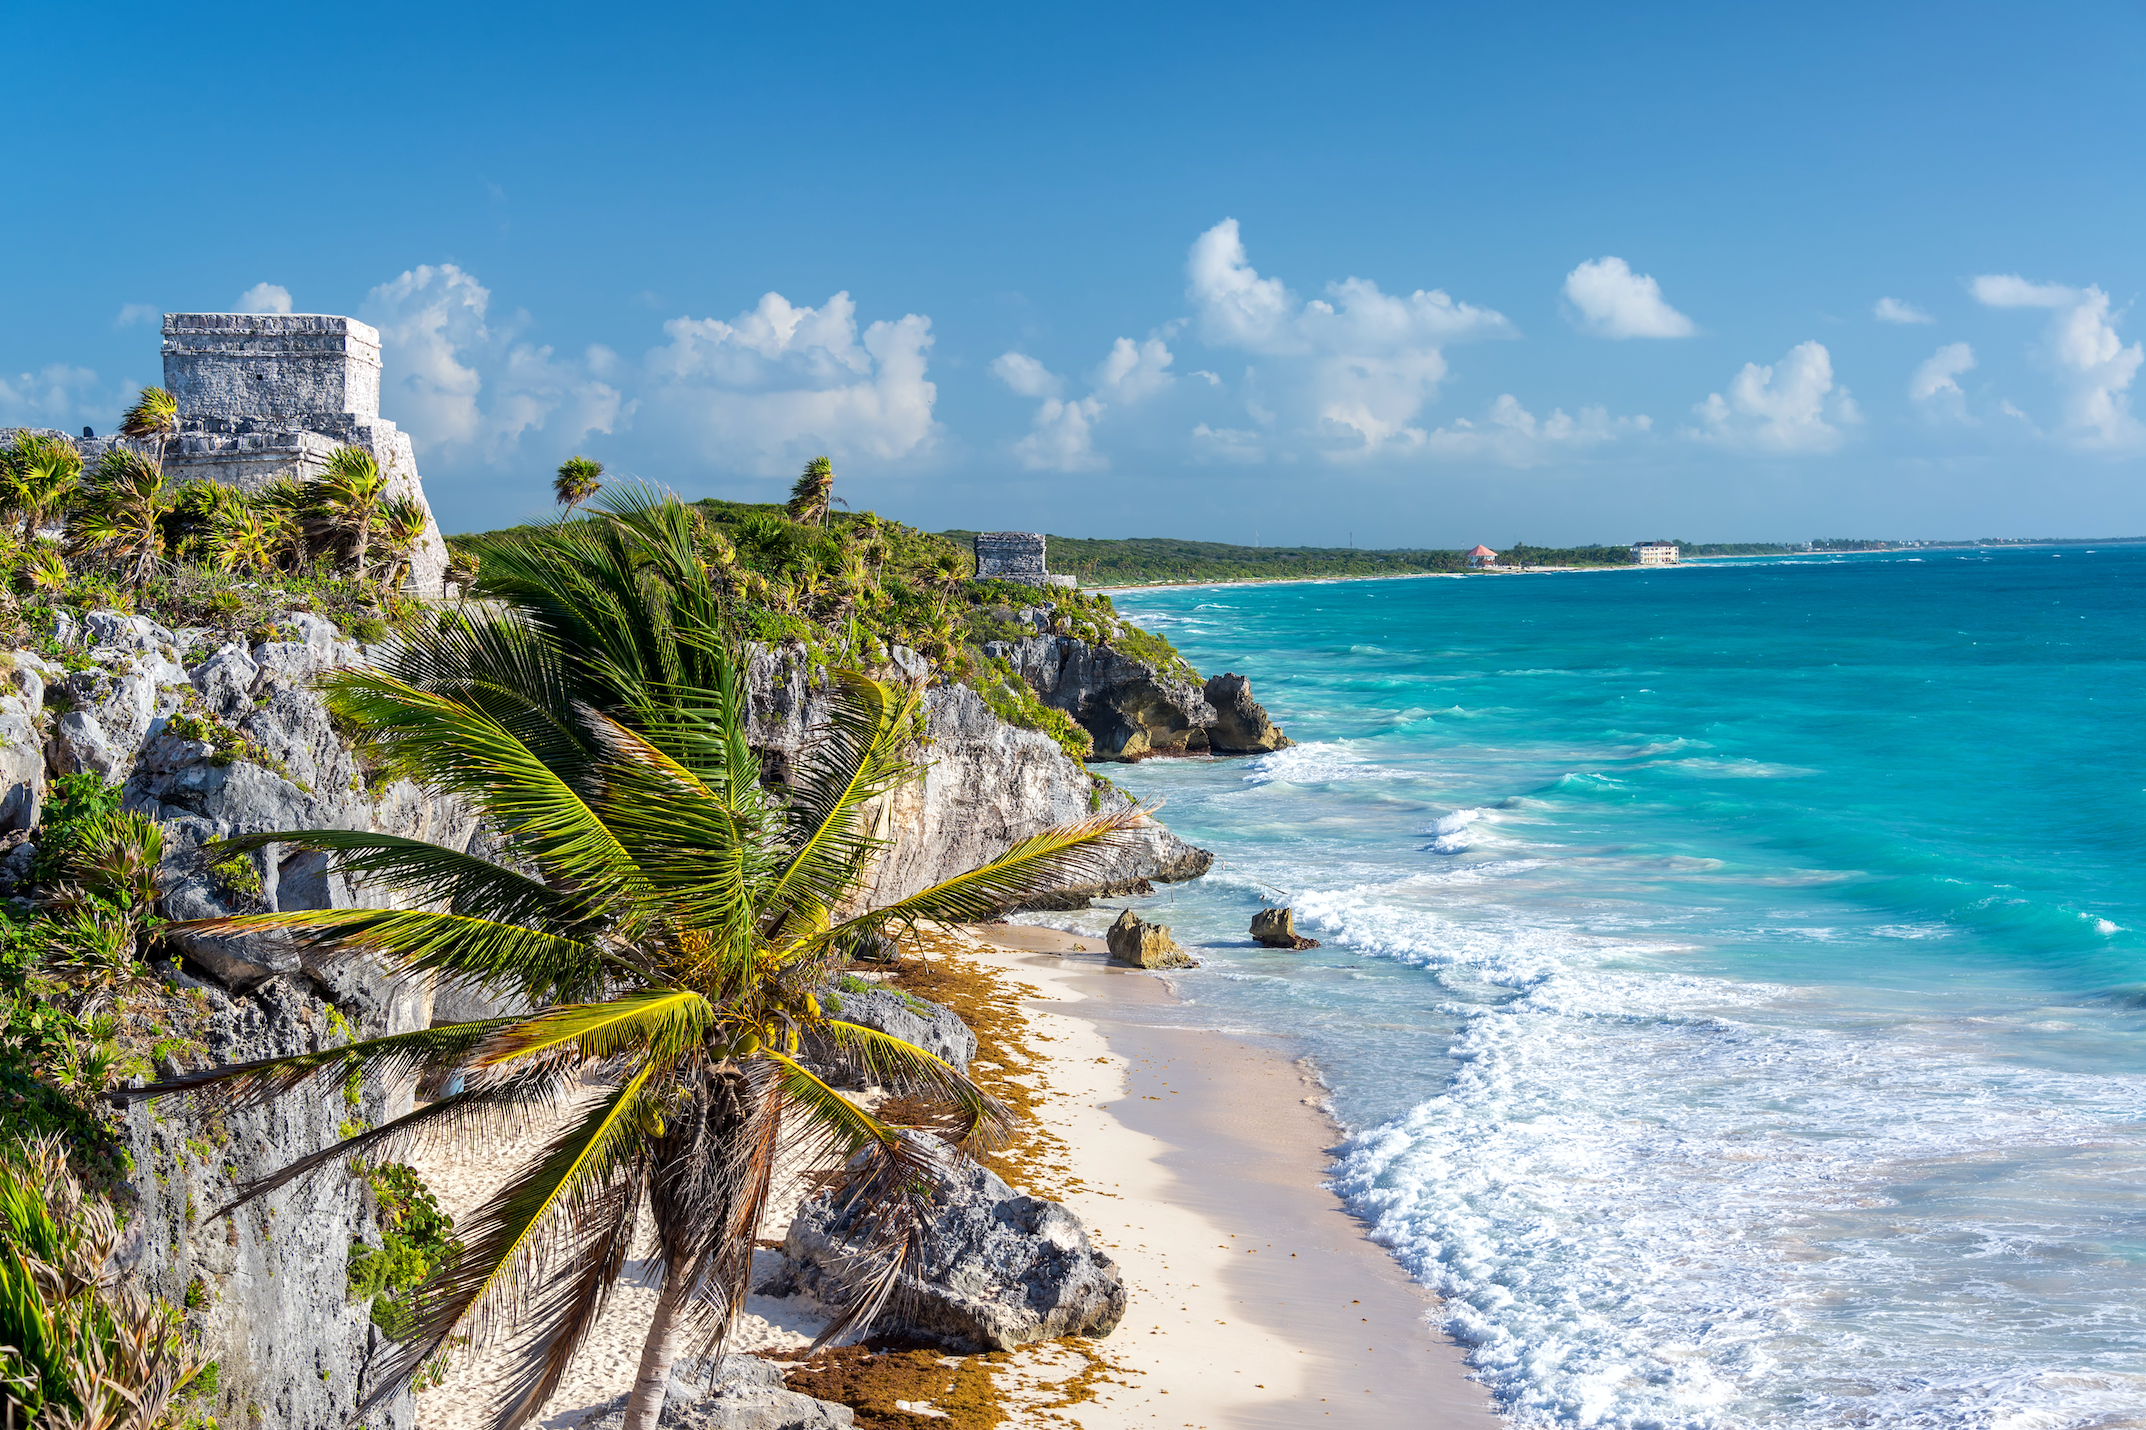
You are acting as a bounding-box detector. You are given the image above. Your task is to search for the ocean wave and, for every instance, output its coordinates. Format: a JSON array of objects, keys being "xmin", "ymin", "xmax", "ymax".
[
  {"xmin": 1328, "ymin": 984, "xmax": 2146, "ymax": 1428},
  {"xmin": 1238, "ymin": 741, "xmax": 1418, "ymax": 786}
]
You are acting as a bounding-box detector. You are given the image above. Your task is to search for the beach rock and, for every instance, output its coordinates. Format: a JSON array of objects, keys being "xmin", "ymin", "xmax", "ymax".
[
  {"xmin": 1106, "ymin": 909, "xmax": 1195, "ymax": 969},
  {"xmin": 782, "ymin": 1137, "xmax": 1125, "ymax": 1352},
  {"xmin": 808, "ymin": 982, "xmax": 976, "ymax": 1085},
  {"xmin": 571, "ymin": 1356, "xmax": 854, "ymax": 1429},
  {"xmin": 1250, "ymin": 906, "xmax": 1320, "ymax": 950},
  {"xmin": 1203, "ymin": 673, "xmax": 1294, "ymax": 755}
]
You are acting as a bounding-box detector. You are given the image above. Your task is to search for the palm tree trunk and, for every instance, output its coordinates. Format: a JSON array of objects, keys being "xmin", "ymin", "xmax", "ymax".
[{"xmin": 620, "ymin": 1260, "xmax": 694, "ymax": 1430}]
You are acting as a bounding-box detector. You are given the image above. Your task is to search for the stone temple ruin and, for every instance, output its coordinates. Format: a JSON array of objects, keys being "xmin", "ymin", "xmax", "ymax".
[
  {"xmin": 974, "ymin": 530, "xmax": 1076, "ymax": 589},
  {"xmin": 5, "ymin": 313, "xmax": 450, "ymax": 597}
]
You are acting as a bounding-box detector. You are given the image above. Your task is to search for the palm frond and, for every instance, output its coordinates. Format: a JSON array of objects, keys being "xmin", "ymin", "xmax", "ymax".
[
  {"xmin": 813, "ymin": 808, "xmax": 1148, "ymax": 952},
  {"xmin": 212, "ymin": 1069, "xmax": 572, "ymax": 1216},
  {"xmin": 125, "ymin": 1018, "xmax": 515, "ymax": 1110},
  {"xmin": 208, "ymin": 829, "xmax": 601, "ymax": 935},
  {"xmin": 812, "ymin": 1021, "xmax": 1015, "ymax": 1153},
  {"xmin": 302, "ymin": 672, "xmax": 654, "ymax": 914},
  {"xmin": 467, "ymin": 989, "xmax": 714, "ymax": 1070},
  {"xmin": 355, "ymin": 1064, "xmax": 660, "ymax": 1421},
  {"xmin": 756, "ymin": 671, "xmax": 923, "ymax": 937},
  {"xmin": 164, "ymin": 907, "xmax": 621, "ymax": 1005},
  {"xmin": 483, "ymin": 1175, "xmax": 642, "ymax": 1430}
]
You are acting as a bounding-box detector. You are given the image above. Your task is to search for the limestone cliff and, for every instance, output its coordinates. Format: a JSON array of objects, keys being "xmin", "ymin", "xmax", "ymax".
[
  {"xmin": 984, "ymin": 605, "xmax": 1293, "ymax": 761},
  {"xmin": 10, "ymin": 612, "xmax": 1214, "ymax": 1430},
  {"xmin": 745, "ymin": 644, "xmax": 1213, "ymax": 907}
]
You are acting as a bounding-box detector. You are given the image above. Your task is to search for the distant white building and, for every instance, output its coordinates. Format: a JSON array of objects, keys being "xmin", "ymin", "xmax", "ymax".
[
  {"xmin": 1631, "ymin": 541, "xmax": 1680, "ymax": 566},
  {"xmin": 1467, "ymin": 544, "xmax": 1499, "ymax": 569}
]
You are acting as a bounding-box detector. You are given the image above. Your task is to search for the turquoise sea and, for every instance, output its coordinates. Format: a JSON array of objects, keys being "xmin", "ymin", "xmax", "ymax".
[{"xmin": 1033, "ymin": 547, "xmax": 2146, "ymax": 1428}]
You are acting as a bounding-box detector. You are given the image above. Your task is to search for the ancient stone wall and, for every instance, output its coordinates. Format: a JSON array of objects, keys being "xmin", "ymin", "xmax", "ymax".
[
  {"xmin": 162, "ymin": 313, "xmax": 382, "ymax": 423},
  {"xmin": 975, "ymin": 531, "xmax": 1049, "ymax": 585}
]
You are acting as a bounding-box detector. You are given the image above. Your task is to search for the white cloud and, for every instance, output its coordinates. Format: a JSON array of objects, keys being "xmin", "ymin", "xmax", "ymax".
[
  {"xmin": 237, "ymin": 283, "xmax": 293, "ymax": 315},
  {"xmin": 1562, "ymin": 257, "xmax": 1696, "ymax": 339},
  {"xmin": 644, "ymin": 290, "xmax": 938, "ymax": 472},
  {"xmin": 1969, "ymin": 274, "xmax": 2076, "ymax": 309},
  {"xmin": 1093, "ymin": 337, "xmax": 1174, "ymax": 401},
  {"xmin": 1689, "ymin": 340, "xmax": 1858, "ymax": 452},
  {"xmin": 0, "ymin": 364, "xmax": 122, "ymax": 430},
  {"xmin": 1013, "ymin": 397, "xmax": 1105, "ymax": 471},
  {"xmin": 993, "ymin": 337, "xmax": 1177, "ymax": 471},
  {"xmin": 365, "ymin": 263, "xmax": 625, "ymax": 461},
  {"xmin": 1424, "ymin": 394, "xmax": 1653, "ymax": 465},
  {"xmin": 1874, "ymin": 297, "xmax": 1934, "ymax": 325},
  {"xmin": 1909, "ymin": 342, "xmax": 1975, "ymax": 419},
  {"xmin": 1185, "ymin": 219, "xmax": 1514, "ymax": 457},
  {"xmin": 1972, "ymin": 274, "xmax": 2143, "ymax": 448},
  {"xmin": 113, "ymin": 304, "xmax": 158, "ymax": 329},
  {"xmin": 990, "ymin": 352, "xmax": 1062, "ymax": 399}
]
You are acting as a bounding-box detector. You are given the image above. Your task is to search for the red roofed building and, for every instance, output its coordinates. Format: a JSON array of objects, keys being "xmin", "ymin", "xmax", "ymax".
[{"xmin": 1468, "ymin": 544, "xmax": 1498, "ymax": 568}]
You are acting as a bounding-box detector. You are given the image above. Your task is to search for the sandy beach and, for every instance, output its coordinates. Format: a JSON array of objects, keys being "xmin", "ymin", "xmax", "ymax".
[{"xmin": 409, "ymin": 921, "xmax": 1494, "ymax": 1429}]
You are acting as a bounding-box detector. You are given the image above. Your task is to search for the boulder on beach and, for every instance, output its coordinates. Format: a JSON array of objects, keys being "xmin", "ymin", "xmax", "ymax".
[
  {"xmin": 1250, "ymin": 906, "xmax": 1320, "ymax": 950},
  {"xmin": 781, "ymin": 1136, "xmax": 1127, "ymax": 1352},
  {"xmin": 572, "ymin": 1356, "xmax": 854, "ymax": 1429},
  {"xmin": 806, "ymin": 981, "xmax": 977, "ymax": 1087},
  {"xmin": 1106, "ymin": 908, "xmax": 1196, "ymax": 969}
]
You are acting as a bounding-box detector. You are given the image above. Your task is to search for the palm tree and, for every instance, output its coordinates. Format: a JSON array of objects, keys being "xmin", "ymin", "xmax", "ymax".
[
  {"xmin": 254, "ymin": 480, "xmax": 313, "ymax": 572},
  {"xmin": 374, "ymin": 496, "xmax": 432, "ymax": 591},
  {"xmin": 136, "ymin": 490, "xmax": 1142, "ymax": 1430},
  {"xmin": 117, "ymin": 386, "xmax": 179, "ymax": 473},
  {"xmin": 1, "ymin": 432, "xmax": 82, "ymax": 540},
  {"xmin": 926, "ymin": 549, "xmax": 967, "ymax": 615},
  {"xmin": 553, "ymin": 456, "xmax": 604, "ymax": 514},
  {"xmin": 786, "ymin": 457, "xmax": 835, "ymax": 528},
  {"xmin": 309, "ymin": 446, "xmax": 390, "ymax": 579},
  {"xmin": 212, "ymin": 501, "xmax": 282, "ymax": 577},
  {"xmin": 69, "ymin": 450, "xmax": 173, "ymax": 584}
]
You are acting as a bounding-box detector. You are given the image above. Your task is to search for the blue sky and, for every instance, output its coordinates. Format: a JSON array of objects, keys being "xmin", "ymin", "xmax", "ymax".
[{"xmin": 6, "ymin": 1, "xmax": 2144, "ymax": 545}]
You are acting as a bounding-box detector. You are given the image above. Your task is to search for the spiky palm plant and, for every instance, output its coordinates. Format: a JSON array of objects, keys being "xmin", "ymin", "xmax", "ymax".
[
  {"xmin": 0, "ymin": 1134, "xmax": 205, "ymax": 1429},
  {"xmin": 375, "ymin": 495, "xmax": 432, "ymax": 591},
  {"xmin": 138, "ymin": 490, "xmax": 1142, "ymax": 1430},
  {"xmin": 253, "ymin": 480, "xmax": 313, "ymax": 572},
  {"xmin": 116, "ymin": 386, "xmax": 179, "ymax": 473},
  {"xmin": 209, "ymin": 502, "xmax": 282, "ymax": 577},
  {"xmin": 553, "ymin": 456, "xmax": 603, "ymax": 514},
  {"xmin": 309, "ymin": 446, "xmax": 390, "ymax": 579},
  {"xmin": 68, "ymin": 451, "xmax": 172, "ymax": 584},
  {"xmin": 786, "ymin": 456, "xmax": 835, "ymax": 528},
  {"xmin": 23, "ymin": 543, "xmax": 67, "ymax": 596},
  {"xmin": 2, "ymin": 432, "xmax": 83, "ymax": 540}
]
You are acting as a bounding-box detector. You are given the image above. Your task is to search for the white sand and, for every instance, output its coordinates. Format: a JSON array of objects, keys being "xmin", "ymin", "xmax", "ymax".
[{"xmin": 409, "ymin": 924, "xmax": 1495, "ymax": 1429}]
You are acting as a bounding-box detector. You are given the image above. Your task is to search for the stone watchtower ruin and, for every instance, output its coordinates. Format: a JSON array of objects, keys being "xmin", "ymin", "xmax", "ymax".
[
  {"xmin": 8, "ymin": 314, "xmax": 451, "ymax": 597},
  {"xmin": 153, "ymin": 313, "xmax": 449, "ymax": 596},
  {"xmin": 974, "ymin": 531, "xmax": 1076, "ymax": 589},
  {"xmin": 163, "ymin": 313, "xmax": 384, "ymax": 425}
]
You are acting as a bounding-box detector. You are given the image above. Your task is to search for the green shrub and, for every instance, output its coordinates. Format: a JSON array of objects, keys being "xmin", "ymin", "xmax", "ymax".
[
  {"xmin": 206, "ymin": 855, "xmax": 262, "ymax": 902},
  {"xmin": 29, "ymin": 773, "xmax": 122, "ymax": 886},
  {"xmin": 348, "ymin": 1163, "xmax": 462, "ymax": 1336}
]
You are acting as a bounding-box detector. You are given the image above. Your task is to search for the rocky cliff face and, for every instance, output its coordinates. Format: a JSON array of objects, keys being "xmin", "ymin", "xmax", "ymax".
[
  {"xmin": 6, "ymin": 608, "xmax": 487, "ymax": 1430},
  {"xmin": 985, "ymin": 606, "xmax": 1292, "ymax": 761},
  {"xmin": 744, "ymin": 645, "xmax": 1213, "ymax": 908},
  {"xmin": 15, "ymin": 614, "xmax": 1217, "ymax": 1430}
]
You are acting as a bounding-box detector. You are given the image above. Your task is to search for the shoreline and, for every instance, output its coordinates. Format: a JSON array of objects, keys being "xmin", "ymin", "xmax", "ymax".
[
  {"xmin": 953, "ymin": 920, "xmax": 1496, "ymax": 1428},
  {"xmin": 408, "ymin": 921, "xmax": 1498, "ymax": 1429}
]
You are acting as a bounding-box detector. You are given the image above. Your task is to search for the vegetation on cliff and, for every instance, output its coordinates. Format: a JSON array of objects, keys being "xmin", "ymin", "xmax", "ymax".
[
  {"xmin": 0, "ymin": 414, "xmax": 437, "ymax": 654},
  {"xmin": 135, "ymin": 492, "xmax": 1144, "ymax": 1430},
  {"xmin": 456, "ymin": 479, "xmax": 1198, "ymax": 764}
]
